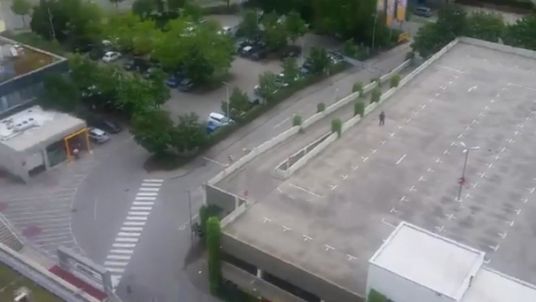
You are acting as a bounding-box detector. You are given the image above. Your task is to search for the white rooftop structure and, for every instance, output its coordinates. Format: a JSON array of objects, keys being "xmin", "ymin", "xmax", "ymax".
[
  {"xmin": 0, "ymin": 105, "xmax": 85, "ymax": 151},
  {"xmin": 368, "ymin": 222, "xmax": 536, "ymax": 302}
]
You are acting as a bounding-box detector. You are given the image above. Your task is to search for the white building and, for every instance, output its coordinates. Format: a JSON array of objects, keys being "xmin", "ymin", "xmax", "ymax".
[
  {"xmin": 0, "ymin": 105, "xmax": 88, "ymax": 182},
  {"xmin": 367, "ymin": 222, "xmax": 536, "ymax": 302}
]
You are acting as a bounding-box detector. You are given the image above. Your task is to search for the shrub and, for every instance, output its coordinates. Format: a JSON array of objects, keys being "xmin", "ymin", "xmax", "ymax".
[
  {"xmin": 354, "ymin": 101, "xmax": 365, "ymax": 117},
  {"xmin": 331, "ymin": 118, "xmax": 342, "ymax": 138},
  {"xmin": 368, "ymin": 289, "xmax": 388, "ymax": 302},
  {"xmin": 207, "ymin": 217, "xmax": 222, "ymax": 295},
  {"xmin": 352, "ymin": 81, "xmax": 364, "ymax": 95},
  {"xmin": 292, "ymin": 114, "xmax": 302, "ymax": 126},
  {"xmin": 317, "ymin": 102, "xmax": 326, "ymax": 113},
  {"xmin": 371, "ymin": 88, "xmax": 382, "ymax": 103},
  {"xmin": 390, "ymin": 74, "xmax": 401, "ymax": 88},
  {"xmin": 405, "ymin": 51, "xmax": 415, "ymax": 61}
]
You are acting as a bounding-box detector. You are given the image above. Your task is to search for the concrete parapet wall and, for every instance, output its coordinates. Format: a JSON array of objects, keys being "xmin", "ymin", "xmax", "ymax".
[
  {"xmin": 283, "ymin": 133, "xmax": 337, "ymax": 177},
  {"xmin": 205, "ymin": 184, "xmax": 238, "ymax": 217},
  {"xmin": 459, "ymin": 37, "xmax": 536, "ymax": 59},
  {"xmin": 221, "ymin": 233, "xmax": 362, "ymax": 302}
]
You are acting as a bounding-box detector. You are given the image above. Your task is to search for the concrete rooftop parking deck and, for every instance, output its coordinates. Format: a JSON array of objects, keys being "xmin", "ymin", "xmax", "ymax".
[{"xmin": 216, "ymin": 41, "xmax": 536, "ymax": 296}]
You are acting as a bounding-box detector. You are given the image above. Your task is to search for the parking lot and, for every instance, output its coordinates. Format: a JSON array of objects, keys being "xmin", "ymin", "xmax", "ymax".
[{"xmin": 218, "ymin": 42, "xmax": 536, "ymax": 295}]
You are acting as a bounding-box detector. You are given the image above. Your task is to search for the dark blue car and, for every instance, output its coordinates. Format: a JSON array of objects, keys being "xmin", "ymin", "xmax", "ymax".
[{"xmin": 165, "ymin": 75, "xmax": 180, "ymax": 88}]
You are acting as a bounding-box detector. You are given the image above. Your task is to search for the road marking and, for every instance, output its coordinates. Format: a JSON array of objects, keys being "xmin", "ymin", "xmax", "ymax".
[
  {"xmin": 124, "ymin": 221, "xmax": 146, "ymax": 226},
  {"xmin": 119, "ymin": 226, "xmax": 143, "ymax": 233},
  {"xmin": 118, "ymin": 232, "xmax": 141, "ymax": 237},
  {"xmin": 352, "ymin": 165, "xmax": 359, "ymax": 170},
  {"xmin": 105, "ymin": 261, "xmax": 128, "ymax": 267},
  {"xmin": 282, "ymin": 225, "xmax": 291, "ymax": 232},
  {"xmin": 390, "ymin": 208, "xmax": 399, "ymax": 214},
  {"xmin": 457, "ymin": 133, "xmax": 464, "ymax": 139},
  {"xmin": 516, "ymin": 209, "xmax": 522, "ymax": 215},
  {"xmin": 137, "ymin": 192, "xmax": 158, "ymax": 197},
  {"xmin": 468, "ymin": 85, "xmax": 477, "ymax": 92},
  {"xmin": 126, "ymin": 216, "xmax": 148, "ymax": 221},
  {"xmin": 110, "ymin": 249, "xmax": 134, "ymax": 254},
  {"xmin": 144, "ymin": 179, "xmax": 164, "ymax": 183},
  {"xmin": 303, "ymin": 235, "xmax": 313, "ymax": 241},
  {"xmin": 443, "ymin": 149, "xmax": 449, "ymax": 155},
  {"xmin": 130, "ymin": 207, "xmax": 152, "ymax": 211},
  {"xmin": 371, "ymin": 149, "xmax": 377, "ymax": 154},
  {"xmin": 529, "ymin": 187, "xmax": 535, "ymax": 194},
  {"xmin": 418, "ymin": 175, "xmax": 425, "ymax": 182},
  {"xmin": 409, "ymin": 185, "xmax": 416, "ymax": 192},
  {"xmin": 480, "ymin": 172, "xmax": 486, "ymax": 178},
  {"xmin": 435, "ymin": 158, "xmax": 442, "ymax": 164},
  {"xmin": 134, "ymin": 197, "xmax": 156, "ymax": 201},
  {"xmin": 446, "ymin": 213, "xmax": 456, "ymax": 220},
  {"xmin": 141, "ymin": 183, "xmax": 163, "ymax": 187},
  {"xmin": 133, "ymin": 201, "xmax": 154, "ymax": 206},
  {"xmin": 389, "ymin": 132, "xmax": 396, "ymax": 137},
  {"xmin": 427, "ymin": 167, "xmax": 434, "ymax": 173},
  {"xmin": 324, "ymin": 244, "xmax": 335, "ymax": 251},
  {"xmin": 288, "ymin": 183, "xmax": 322, "ymax": 198},
  {"xmin": 488, "ymin": 163, "xmax": 493, "ymax": 169},
  {"xmin": 330, "ymin": 184, "xmax": 338, "ymax": 191},
  {"xmin": 273, "ymin": 117, "xmax": 290, "ymax": 129},
  {"xmin": 489, "ymin": 244, "xmax": 500, "ymax": 252},
  {"xmin": 472, "ymin": 182, "xmax": 479, "ymax": 189},
  {"xmin": 128, "ymin": 211, "xmax": 150, "ymax": 216},
  {"xmin": 498, "ymin": 232, "xmax": 508, "ymax": 239},
  {"xmin": 381, "ymin": 140, "xmax": 386, "ymax": 145},
  {"xmin": 263, "ymin": 217, "xmax": 272, "ymax": 223},
  {"xmin": 106, "ymin": 267, "xmax": 125, "ymax": 273},
  {"xmin": 522, "ymin": 197, "xmax": 529, "ymax": 203},
  {"xmin": 435, "ymin": 92, "xmax": 441, "ymax": 97},
  {"xmin": 116, "ymin": 237, "xmax": 139, "ymax": 243},
  {"xmin": 396, "ymin": 154, "xmax": 407, "ymax": 165},
  {"xmin": 400, "ymin": 196, "xmax": 408, "ymax": 202},
  {"xmin": 341, "ymin": 174, "xmax": 349, "ymax": 180},
  {"xmin": 381, "ymin": 218, "xmax": 396, "ymax": 228},
  {"xmin": 202, "ymin": 156, "xmax": 227, "ymax": 167},
  {"xmin": 361, "ymin": 156, "xmax": 369, "ymax": 162},
  {"xmin": 435, "ymin": 225, "xmax": 444, "ymax": 232},
  {"xmin": 139, "ymin": 187, "xmax": 160, "ymax": 192},
  {"xmin": 112, "ymin": 243, "xmax": 135, "ymax": 248},
  {"xmin": 107, "ymin": 255, "xmax": 131, "ymax": 261}
]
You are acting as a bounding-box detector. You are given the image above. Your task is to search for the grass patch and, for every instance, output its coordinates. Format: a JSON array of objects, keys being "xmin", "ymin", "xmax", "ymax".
[{"xmin": 0, "ymin": 263, "xmax": 62, "ymax": 302}]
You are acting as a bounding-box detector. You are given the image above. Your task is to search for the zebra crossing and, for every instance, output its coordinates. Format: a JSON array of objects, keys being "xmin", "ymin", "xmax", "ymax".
[{"xmin": 104, "ymin": 178, "xmax": 164, "ymax": 287}]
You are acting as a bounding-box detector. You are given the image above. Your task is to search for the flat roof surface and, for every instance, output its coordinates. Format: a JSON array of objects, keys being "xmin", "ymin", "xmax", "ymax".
[
  {"xmin": 370, "ymin": 222, "xmax": 484, "ymax": 299},
  {"xmin": 0, "ymin": 36, "xmax": 60, "ymax": 84},
  {"xmin": 0, "ymin": 105, "xmax": 85, "ymax": 151},
  {"xmin": 218, "ymin": 41, "xmax": 536, "ymax": 295},
  {"xmin": 463, "ymin": 267, "xmax": 536, "ymax": 302}
]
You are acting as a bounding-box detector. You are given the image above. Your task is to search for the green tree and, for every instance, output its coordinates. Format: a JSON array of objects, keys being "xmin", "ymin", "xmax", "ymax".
[
  {"xmin": 11, "ymin": 0, "xmax": 32, "ymax": 27},
  {"xmin": 131, "ymin": 109, "xmax": 174, "ymax": 156},
  {"xmin": 132, "ymin": 0, "xmax": 155, "ymax": 18},
  {"xmin": 172, "ymin": 113, "xmax": 207, "ymax": 153},
  {"xmin": 41, "ymin": 74, "xmax": 80, "ymax": 112},
  {"xmin": 223, "ymin": 87, "xmax": 250, "ymax": 118},
  {"xmin": 30, "ymin": 0, "xmax": 102, "ymax": 50},
  {"xmin": 411, "ymin": 23, "xmax": 452, "ymax": 58},
  {"xmin": 282, "ymin": 57, "xmax": 299, "ymax": 84},
  {"xmin": 354, "ymin": 100, "xmax": 365, "ymax": 117},
  {"xmin": 437, "ymin": 4, "xmax": 467, "ymax": 37},
  {"xmin": 262, "ymin": 12, "xmax": 288, "ymax": 51},
  {"xmin": 503, "ymin": 15, "xmax": 536, "ymax": 51},
  {"xmin": 308, "ymin": 47, "xmax": 330, "ymax": 74},
  {"xmin": 390, "ymin": 74, "xmax": 400, "ymax": 88},
  {"xmin": 464, "ymin": 12, "xmax": 505, "ymax": 42},
  {"xmin": 207, "ymin": 217, "xmax": 221, "ymax": 295},
  {"xmin": 257, "ymin": 71, "xmax": 279, "ymax": 101},
  {"xmin": 285, "ymin": 10, "xmax": 307, "ymax": 42},
  {"xmin": 238, "ymin": 9, "xmax": 260, "ymax": 39},
  {"xmin": 102, "ymin": 13, "xmax": 158, "ymax": 55},
  {"xmin": 167, "ymin": 0, "xmax": 186, "ymax": 11},
  {"xmin": 109, "ymin": 0, "xmax": 124, "ymax": 9}
]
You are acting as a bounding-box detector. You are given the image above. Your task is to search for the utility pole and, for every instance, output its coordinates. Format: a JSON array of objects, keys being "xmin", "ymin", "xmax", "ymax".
[
  {"xmin": 456, "ymin": 142, "xmax": 480, "ymax": 201},
  {"xmin": 371, "ymin": 13, "xmax": 378, "ymax": 51}
]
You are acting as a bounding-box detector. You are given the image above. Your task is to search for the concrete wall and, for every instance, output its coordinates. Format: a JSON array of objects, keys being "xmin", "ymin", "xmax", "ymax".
[
  {"xmin": 366, "ymin": 264, "xmax": 456, "ymax": 302},
  {"xmin": 205, "ymin": 184, "xmax": 238, "ymax": 217},
  {"xmin": 222, "ymin": 233, "xmax": 362, "ymax": 302},
  {"xmin": 0, "ymin": 143, "xmax": 27, "ymax": 181},
  {"xmin": 460, "ymin": 37, "xmax": 536, "ymax": 60}
]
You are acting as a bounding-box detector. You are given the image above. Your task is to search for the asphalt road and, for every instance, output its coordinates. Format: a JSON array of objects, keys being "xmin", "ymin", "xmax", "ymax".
[{"xmin": 71, "ymin": 42, "xmax": 410, "ymax": 301}]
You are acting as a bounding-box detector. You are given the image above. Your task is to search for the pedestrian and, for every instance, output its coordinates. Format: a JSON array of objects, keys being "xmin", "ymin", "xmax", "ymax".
[{"xmin": 379, "ymin": 111, "xmax": 385, "ymax": 126}]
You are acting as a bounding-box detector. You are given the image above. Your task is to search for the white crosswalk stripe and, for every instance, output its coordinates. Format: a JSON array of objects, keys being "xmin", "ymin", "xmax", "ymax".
[{"xmin": 105, "ymin": 179, "xmax": 163, "ymax": 288}]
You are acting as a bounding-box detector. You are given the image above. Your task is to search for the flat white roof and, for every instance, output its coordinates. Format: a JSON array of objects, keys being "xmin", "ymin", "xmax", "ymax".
[
  {"xmin": 369, "ymin": 222, "xmax": 485, "ymax": 300},
  {"xmin": 462, "ymin": 267, "xmax": 536, "ymax": 302},
  {"xmin": 0, "ymin": 105, "xmax": 85, "ymax": 151}
]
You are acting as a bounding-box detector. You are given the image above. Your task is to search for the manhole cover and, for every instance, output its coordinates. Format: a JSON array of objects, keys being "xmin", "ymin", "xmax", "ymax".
[{"xmin": 22, "ymin": 225, "xmax": 42, "ymax": 238}]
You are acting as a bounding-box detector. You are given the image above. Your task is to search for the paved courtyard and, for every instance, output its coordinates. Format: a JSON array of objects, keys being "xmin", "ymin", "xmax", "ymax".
[{"xmin": 218, "ymin": 42, "xmax": 536, "ymax": 295}]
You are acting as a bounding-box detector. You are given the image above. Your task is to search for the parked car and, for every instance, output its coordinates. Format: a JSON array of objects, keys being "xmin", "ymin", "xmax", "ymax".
[
  {"xmin": 414, "ymin": 6, "xmax": 432, "ymax": 17},
  {"xmin": 102, "ymin": 51, "xmax": 121, "ymax": 63},
  {"xmin": 251, "ymin": 47, "xmax": 269, "ymax": 60},
  {"xmin": 207, "ymin": 112, "xmax": 233, "ymax": 128},
  {"xmin": 328, "ymin": 51, "xmax": 345, "ymax": 64},
  {"xmin": 123, "ymin": 58, "xmax": 136, "ymax": 71},
  {"xmin": 177, "ymin": 78, "xmax": 194, "ymax": 92},
  {"xmin": 239, "ymin": 45, "xmax": 255, "ymax": 57},
  {"xmin": 143, "ymin": 67, "xmax": 160, "ymax": 79},
  {"xmin": 88, "ymin": 128, "xmax": 111, "ymax": 144},
  {"xmin": 91, "ymin": 119, "xmax": 122, "ymax": 134},
  {"xmin": 165, "ymin": 74, "xmax": 180, "ymax": 88},
  {"xmin": 280, "ymin": 45, "xmax": 301, "ymax": 59}
]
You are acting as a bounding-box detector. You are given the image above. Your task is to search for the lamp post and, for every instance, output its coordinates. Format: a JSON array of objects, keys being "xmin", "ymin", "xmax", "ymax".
[
  {"xmin": 222, "ymin": 81, "xmax": 230, "ymax": 117},
  {"xmin": 457, "ymin": 142, "xmax": 480, "ymax": 201},
  {"xmin": 371, "ymin": 13, "xmax": 378, "ymax": 51}
]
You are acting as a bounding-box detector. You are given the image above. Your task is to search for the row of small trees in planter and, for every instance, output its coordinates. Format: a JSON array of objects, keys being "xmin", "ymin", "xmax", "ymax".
[{"xmin": 292, "ymin": 73, "xmax": 401, "ymax": 138}]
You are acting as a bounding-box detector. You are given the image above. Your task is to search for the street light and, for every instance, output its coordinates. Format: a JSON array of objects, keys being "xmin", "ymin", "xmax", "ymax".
[
  {"xmin": 222, "ymin": 81, "xmax": 230, "ymax": 117},
  {"xmin": 371, "ymin": 13, "xmax": 378, "ymax": 51},
  {"xmin": 456, "ymin": 141, "xmax": 480, "ymax": 201}
]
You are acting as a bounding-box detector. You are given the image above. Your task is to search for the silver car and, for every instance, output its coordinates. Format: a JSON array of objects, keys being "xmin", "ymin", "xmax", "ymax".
[{"xmin": 88, "ymin": 127, "xmax": 110, "ymax": 144}]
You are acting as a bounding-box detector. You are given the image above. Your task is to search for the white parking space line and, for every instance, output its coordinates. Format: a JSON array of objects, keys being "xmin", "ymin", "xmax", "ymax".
[
  {"xmin": 288, "ymin": 183, "xmax": 323, "ymax": 198},
  {"xmin": 107, "ymin": 267, "xmax": 125, "ymax": 273},
  {"xmin": 395, "ymin": 154, "xmax": 407, "ymax": 165},
  {"xmin": 141, "ymin": 183, "xmax": 163, "ymax": 187}
]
